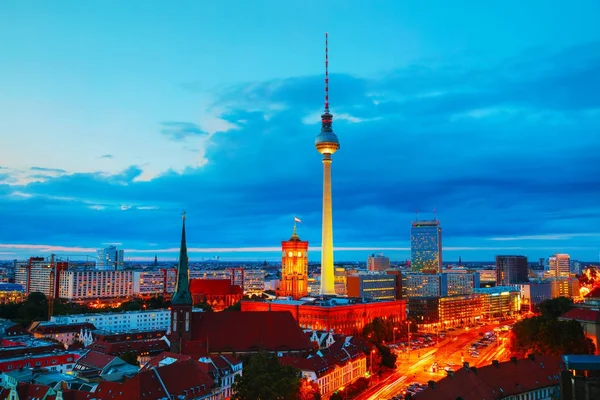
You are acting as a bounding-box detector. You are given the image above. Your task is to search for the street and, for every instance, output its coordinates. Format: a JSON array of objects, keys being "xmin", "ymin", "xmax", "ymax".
[{"xmin": 354, "ymin": 321, "xmax": 513, "ymax": 400}]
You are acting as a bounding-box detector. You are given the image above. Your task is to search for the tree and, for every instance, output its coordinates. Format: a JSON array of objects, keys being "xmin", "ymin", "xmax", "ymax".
[
  {"xmin": 375, "ymin": 342, "xmax": 398, "ymax": 369},
  {"xmin": 298, "ymin": 378, "xmax": 321, "ymax": 400},
  {"xmin": 18, "ymin": 292, "xmax": 48, "ymax": 324},
  {"xmin": 223, "ymin": 301, "xmax": 242, "ymax": 312},
  {"xmin": 329, "ymin": 393, "xmax": 343, "ymax": 400},
  {"xmin": 147, "ymin": 295, "xmax": 170, "ymax": 309},
  {"xmin": 232, "ymin": 352, "xmax": 301, "ymax": 400},
  {"xmin": 538, "ymin": 297, "xmax": 573, "ymax": 319},
  {"xmin": 194, "ymin": 301, "xmax": 214, "ymax": 312},
  {"xmin": 510, "ymin": 316, "xmax": 595, "ymax": 356}
]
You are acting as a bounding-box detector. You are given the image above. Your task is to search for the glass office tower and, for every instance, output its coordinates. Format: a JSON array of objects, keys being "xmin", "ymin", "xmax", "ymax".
[{"xmin": 410, "ymin": 220, "xmax": 442, "ymax": 273}]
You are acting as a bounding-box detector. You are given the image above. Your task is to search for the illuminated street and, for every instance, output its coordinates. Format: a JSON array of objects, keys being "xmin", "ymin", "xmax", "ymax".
[{"xmin": 356, "ymin": 321, "xmax": 514, "ymax": 400}]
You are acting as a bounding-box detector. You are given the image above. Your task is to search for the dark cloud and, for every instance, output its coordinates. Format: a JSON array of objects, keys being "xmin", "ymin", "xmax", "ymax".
[
  {"xmin": 160, "ymin": 121, "xmax": 207, "ymax": 141},
  {"xmin": 30, "ymin": 166, "xmax": 67, "ymax": 173},
  {"xmin": 1, "ymin": 42, "xmax": 600, "ymax": 259},
  {"xmin": 100, "ymin": 154, "xmax": 114, "ymax": 159}
]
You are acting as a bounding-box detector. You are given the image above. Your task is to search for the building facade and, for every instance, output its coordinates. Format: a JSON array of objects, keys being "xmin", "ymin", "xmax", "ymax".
[
  {"xmin": 518, "ymin": 282, "xmax": 552, "ymax": 311},
  {"xmin": 243, "ymin": 269, "xmax": 265, "ymax": 295},
  {"xmin": 445, "ymin": 272, "xmax": 480, "ymax": 296},
  {"xmin": 410, "ymin": 220, "xmax": 442, "ymax": 273},
  {"xmin": 133, "ymin": 268, "xmax": 177, "ymax": 296},
  {"xmin": 58, "ymin": 270, "xmax": 134, "ymax": 301},
  {"xmin": 496, "ymin": 255, "xmax": 529, "ymax": 285},
  {"xmin": 241, "ymin": 297, "xmax": 406, "ymax": 335},
  {"xmin": 14, "ymin": 257, "xmax": 66, "ymax": 297},
  {"xmin": 280, "ymin": 225, "xmax": 309, "ymax": 299},
  {"xmin": 346, "ymin": 274, "xmax": 396, "ymax": 301},
  {"xmin": 367, "ymin": 254, "xmax": 390, "ymax": 271},
  {"xmin": 475, "ymin": 286, "xmax": 521, "ymax": 319},
  {"xmin": 96, "ymin": 245, "xmax": 125, "ymax": 270}
]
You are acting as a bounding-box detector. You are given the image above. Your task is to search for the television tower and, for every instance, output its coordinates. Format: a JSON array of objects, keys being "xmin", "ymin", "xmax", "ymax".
[{"xmin": 315, "ymin": 33, "xmax": 339, "ymax": 295}]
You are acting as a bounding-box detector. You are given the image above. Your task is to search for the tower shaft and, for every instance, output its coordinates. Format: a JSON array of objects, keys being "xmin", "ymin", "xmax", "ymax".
[{"xmin": 320, "ymin": 155, "xmax": 335, "ymax": 295}]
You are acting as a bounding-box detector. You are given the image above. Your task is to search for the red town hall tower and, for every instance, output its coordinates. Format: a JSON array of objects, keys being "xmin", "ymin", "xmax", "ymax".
[{"xmin": 280, "ymin": 222, "xmax": 309, "ymax": 299}]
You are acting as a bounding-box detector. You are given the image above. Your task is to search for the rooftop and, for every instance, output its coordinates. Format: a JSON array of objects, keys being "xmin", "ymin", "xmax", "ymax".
[
  {"xmin": 560, "ymin": 308, "xmax": 600, "ymax": 323},
  {"xmin": 563, "ymin": 354, "xmax": 600, "ymax": 371}
]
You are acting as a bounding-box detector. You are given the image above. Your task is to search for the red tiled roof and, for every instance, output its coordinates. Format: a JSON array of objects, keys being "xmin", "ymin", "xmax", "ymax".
[
  {"xmin": 413, "ymin": 355, "xmax": 563, "ymax": 400},
  {"xmin": 189, "ymin": 311, "xmax": 313, "ymax": 354},
  {"xmin": 76, "ymin": 350, "xmax": 116, "ymax": 370},
  {"xmin": 31, "ymin": 323, "xmax": 96, "ymax": 335},
  {"xmin": 88, "ymin": 338, "xmax": 169, "ymax": 355},
  {"xmin": 142, "ymin": 352, "xmax": 192, "ymax": 370},
  {"xmin": 190, "ymin": 279, "xmax": 243, "ymax": 295},
  {"xmin": 560, "ymin": 308, "xmax": 600, "ymax": 323}
]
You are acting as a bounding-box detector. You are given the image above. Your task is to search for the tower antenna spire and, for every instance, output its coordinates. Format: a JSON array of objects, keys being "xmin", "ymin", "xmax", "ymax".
[
  {"xmin": 325, "ymin": 32, "xmax": 329, "ymax": 111},
  {"xmin": 433, "ymin": 209, "xmax": 437, "ymax": 221}
]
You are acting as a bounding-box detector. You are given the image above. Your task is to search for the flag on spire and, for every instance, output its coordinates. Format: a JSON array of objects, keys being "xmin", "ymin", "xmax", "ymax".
[{"xmin": 294, "ymin": 216, "xmax": 302, "ymax": 223}]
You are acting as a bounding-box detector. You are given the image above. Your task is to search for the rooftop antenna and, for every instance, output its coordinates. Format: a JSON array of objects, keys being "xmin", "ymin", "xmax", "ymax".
[
  {"xmin": 433, "ymin": 209, "xmax": 437, "ymax": 221},
  {"xmin": 325, "ymin": 32, "xmax": 329, "ymax": 111},
  {"xmin": 415, "ymin": 210, "xmax": 419, "ymax": 221}
]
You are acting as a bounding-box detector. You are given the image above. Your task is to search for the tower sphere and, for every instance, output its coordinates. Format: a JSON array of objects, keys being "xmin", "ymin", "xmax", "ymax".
[{"xmin": 315, "ymin": 111, "xmax": 340, "ymax": 155}]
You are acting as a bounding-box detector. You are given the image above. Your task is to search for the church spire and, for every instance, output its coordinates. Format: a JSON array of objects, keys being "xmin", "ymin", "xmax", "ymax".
[{"xmin": 172, "ymin": 212, "xmax": 192, "ymax": 305}]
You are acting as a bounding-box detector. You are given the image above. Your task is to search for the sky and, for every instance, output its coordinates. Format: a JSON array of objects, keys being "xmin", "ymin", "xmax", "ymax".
[{"xmin": 1, "ymin": 0, "xmax": 599, "ymax": 262}]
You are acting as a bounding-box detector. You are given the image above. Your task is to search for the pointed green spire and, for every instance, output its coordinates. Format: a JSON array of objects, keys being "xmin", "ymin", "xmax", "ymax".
[{"xmin": 172, "ymin": 212, "xmax": 192, "ymax": 305}]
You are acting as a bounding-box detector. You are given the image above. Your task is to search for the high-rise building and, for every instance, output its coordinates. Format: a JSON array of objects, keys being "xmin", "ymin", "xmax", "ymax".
[
  {"xmin": 410, "ymin": 220, "xmax": 443, "ymax": 273},
  {"xmin": 496, "ymin": 255, "xmax": 529, "ymax": 285},
  {"xmin": 243, "ymin": 269, "xmax": 266, "ymax": 295},
  {"xmin": 315, "ymin": 33, "xmax": 339, "ymax": 295},
  {"xmin": 281, "ymin": 224, "xmax": 309, "ymax": 299},
  {"xmin": 96, "ymin": 245, "xmax": 124, "ymax": 270},
  {"xmin": 367, "ymin": 253, "xmax": 390, "ymax": 271},
  {"xmin": 549, "ymin": 253, "xmax": 571, "ymax": 278},
  {"xmin": 133, "ymin": 268, "xmax": 177, "ymax": 296},
  {"xmin": 15, "ymin": 257, "xmax": 66, "ymax": 297}
]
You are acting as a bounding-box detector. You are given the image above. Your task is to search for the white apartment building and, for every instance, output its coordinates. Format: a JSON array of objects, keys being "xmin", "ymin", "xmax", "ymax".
[
  {"xmin": 51, "ymin": 309, "xmax": 171, "ymax": 333},
  {"xmin": 133, "ymin": 268, "xmax": 177, "ymax": 296},
  {"xmin": 59, "ymin": 270, "xmax": 134, "ymax": 301}
]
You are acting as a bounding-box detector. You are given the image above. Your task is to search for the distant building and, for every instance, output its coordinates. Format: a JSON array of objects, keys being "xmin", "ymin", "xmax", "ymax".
[
  {"xmin": 474, "ymin": 286, "xmax": 521, "ymax": 319},
  {"xmin": 477, "ymin": 269, "xmax": 497, "ymax": 286},
  {"xmin": 559, "ymin": 304, "xmax": 600, "ymax": 355},
  {"xmin": 346, "ymin": 273, "xmax": 396, "ymax": 300},
  {"xmin": 334, "ymin": 267, "xmax": 347, "ymax": 295},
  {"xmin": 402, "ymin": 272, "xmax": 479, "ymax": 298},
  {"xmin": 96, "ymin": 245, "xmax": 124, "ymax": 270},
  {"xmin": 550, "ymin": 253, "xmax": 571, "ymax": 278},
  {"xmin": 445, "ymin": 272, "xmax": 480, "ymax": 296},
  {"xmin": 550, "ymin": 277, "xmax": 580, "ymax": 299},
  {"xmin": 367, "ymin": 253, "xmax": 390, "ymax": 271},
  {"xmin": 50, "ymin": 309, "xmax": 171, "ymax": 333},
  {"xmin": 386, "ymin": 270, "xmax": 403, "ymax": 300},
  {"xmin": 411, "ymin": 219, "xmax": 443, "ymax": 273},
  {"xmin": 0, "ymin": 283, "xmax": 26, "ymax": 304},
  {"xmin": 28, "ymin": 321, "xmax": 96, "ymax": 347},
  {"xmin": 243, "ymin": 269, "xmax": 265, "ymax": 295},
  {"xmin": 496, "ymin": 255, "xmax": 529, "ymax": 285}
]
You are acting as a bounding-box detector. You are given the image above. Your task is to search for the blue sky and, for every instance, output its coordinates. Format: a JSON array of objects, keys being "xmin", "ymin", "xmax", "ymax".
[{"xmin": 1, "ymin": 1, "xmax": 599, "ymax": 262}]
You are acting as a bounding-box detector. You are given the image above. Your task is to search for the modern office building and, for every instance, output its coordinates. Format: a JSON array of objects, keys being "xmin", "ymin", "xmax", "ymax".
[
  {"xmin": 367, "ymin": 253, "xmax": 390, "ymax": 271},
  {"xmin": 243, "ymin": 269, "xmax": 266, "ymax": 295},
  {"xmin": 496, "ymin": 255, "xmax": 529, "ymax": 285},
  {"xmin": 346, "ymin": 274, "xmax": 396, "ymax": 301},
  {"xmin": 410, "ymin": 219, "xmax": 443, "ymax": 273},
  {"xmin": 402, "ymin": 272, "xmax": 479, "ymax": 298},
  {"xmin": 550, "ymin": 277, "xmax": 580, "ymax": 299},
  {"xmin": 334, "ymin": 267, "xmax": 347, "ymax": 295},
  {"xmin": 477, "ymin": 269, "xmax": 497, "ymax": 286},
  {"xmin": 50, "ymin": 309, "xmax": 171, "ymax": 333},
  {"xmin": 280, "ymin": 224, "xmax": 309, "ymax": 299},
  {"xmin": 58, "ymin": 270, "xmax": 133, "ymax": 301},
  {"xmin": 475, "ymin": 286, "xmax": 521, "ymax": 319},
  {"xmin": 96, "ymin": 246, "xmax": 124, "ymax": 270},
  {"xmin": 550, "ymin": 253, "xmax": 571, "ymax": 278}
]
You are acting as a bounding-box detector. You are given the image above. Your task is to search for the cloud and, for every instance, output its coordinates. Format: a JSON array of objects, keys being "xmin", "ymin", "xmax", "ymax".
[
  {"xmin": 1, "ymin": 41, "xmax": 599, "ymax": 260},
  {"xmin": 100, "ymin": 154, "xmax": 114, "ymax": 159},
  {"xmin": 160, "ymin": 121, "xmax": 208, "ymax": 141}
]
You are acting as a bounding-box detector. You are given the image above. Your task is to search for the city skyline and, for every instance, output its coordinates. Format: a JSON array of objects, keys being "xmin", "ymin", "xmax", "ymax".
[{"xmin": 1, "ymin": 1, "xmax": 600, "ymax": 261}]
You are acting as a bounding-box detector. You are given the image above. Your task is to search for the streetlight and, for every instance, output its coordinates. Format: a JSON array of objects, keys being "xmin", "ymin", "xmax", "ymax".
[
  {"xmin": 393, "ymin": 326, "xmax": 398, "ymax": 344},
  {"xmin": 370, "ymin": 349, "xmax": 376, "ymax": 375}
]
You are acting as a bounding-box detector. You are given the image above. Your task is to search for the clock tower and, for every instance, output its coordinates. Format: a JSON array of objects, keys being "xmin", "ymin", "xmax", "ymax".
[{"xmin": 281, "ymin": 223, "xmax": 309, "ymax": 299}]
